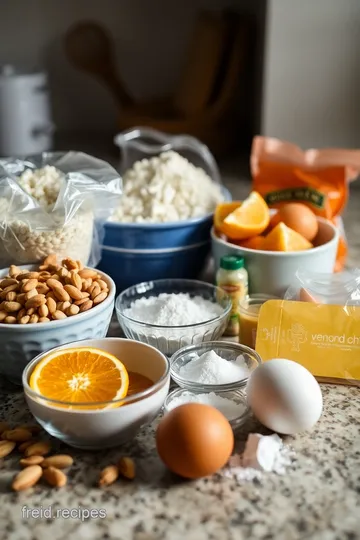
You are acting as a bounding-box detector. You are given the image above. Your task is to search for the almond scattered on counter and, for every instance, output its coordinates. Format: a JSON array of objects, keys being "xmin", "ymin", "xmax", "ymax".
[
  {"xmin": 2, "ymin": 428, "xmax": 32, "ymax": 442},
  {"xmin": 98, "ymin": 465, "xmax": 119, "ymax": 487},
  {"xmin": 20, "ymin": 456, "xmax": 45, "ymax": 467},
  {"xmin": 24, "ymin": 441, "xmax": 51, "ymax": 457},
  {"xmin": 118, "ymin": 457, "xmax": 136, "ymax": 480},
  {"xmin": 0, "ymin": 440, "xmax": 16, "ymax": 458},
  {"xmin": 12, "ymin": 465, "xmax": 43, "ymax": 491},
  {"xmin": 18, "ymin": 441, "xmax": 34, "ymax": 453},
  {"xmin": 42, "ymin": 467, "xmax": 67, "ymax": 488},
  {"xmin": 41, "ymin": 455, "xmax": 74, "ymax": 469}
]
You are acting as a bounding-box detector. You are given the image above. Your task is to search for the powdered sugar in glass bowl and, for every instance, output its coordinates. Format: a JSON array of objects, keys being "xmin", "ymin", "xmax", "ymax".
[{"xmin": 115, "ymin": 279, "xmax": 232, "ymax": 356}]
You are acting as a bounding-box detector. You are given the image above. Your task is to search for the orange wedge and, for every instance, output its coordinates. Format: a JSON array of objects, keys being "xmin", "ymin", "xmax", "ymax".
[
  {"xmin": 29, "ymin": 347, "xmax": 129, "ymax": 409},
  {"xmin": 237, "ymin": 235, "xmax": 265, "ymax": 250},
  {"xmin": 262, "ymin": 222, "xmax": 313, "ymax": 252},
  {"xmin": 218, "ymin": 192, "xmax": 270, "ymax": 240},
  {"xmin": 214, "ymin": 201, "xmax": 242, "ymax": 231}
]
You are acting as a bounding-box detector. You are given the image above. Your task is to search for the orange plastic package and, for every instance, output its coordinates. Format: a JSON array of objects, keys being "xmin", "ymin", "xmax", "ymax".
[{"xmin": 251, "ymin": 137, "xmax": 360, "ymax": 271}]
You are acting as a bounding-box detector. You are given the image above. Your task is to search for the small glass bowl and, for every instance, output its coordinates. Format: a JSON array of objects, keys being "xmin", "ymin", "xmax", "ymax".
[
  {"xmin": 116, "ymin": 279, "xmax": 232, "ymax": 356},
  {"xmin": 170, "ymin": 341, "xmax": 261, "ymax": 392},
  {"xmin": 163, "ymin": 387, "xmax": 250, "ymax": 433}
]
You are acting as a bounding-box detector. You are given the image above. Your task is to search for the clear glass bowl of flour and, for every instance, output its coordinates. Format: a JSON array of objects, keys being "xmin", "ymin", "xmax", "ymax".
[
  {"xmin": 170, "ymin": 341, "xmax": 262, "ymax": 392},
  {"xmin": 115, "ymin": 279, "xmax": 232, "ymax": 356},
  {"xmin": 164, "ymin": 387, "xmax": 250, "ymax": 434}
]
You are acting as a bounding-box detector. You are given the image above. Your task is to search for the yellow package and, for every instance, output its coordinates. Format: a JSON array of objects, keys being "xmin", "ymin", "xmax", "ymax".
[{"xmin": 255, "ymin": 300, "xmax": 360, "ymax": 385}]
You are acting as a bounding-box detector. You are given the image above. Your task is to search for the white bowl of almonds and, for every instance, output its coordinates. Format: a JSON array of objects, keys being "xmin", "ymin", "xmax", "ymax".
[{"xmin": 0, "ymin": 254, "xmax": 115, "ymax": 384}]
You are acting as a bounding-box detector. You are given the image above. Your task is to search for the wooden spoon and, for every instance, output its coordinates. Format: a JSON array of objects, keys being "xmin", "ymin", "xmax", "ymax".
[{"xmin": 64, "ymin": 21, "xmax": 133, "ymax": 107}]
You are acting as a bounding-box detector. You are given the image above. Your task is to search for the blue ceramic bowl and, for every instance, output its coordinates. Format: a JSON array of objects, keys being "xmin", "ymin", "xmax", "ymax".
[
  {"xmin": 103, "ymin": 186, "xmax": 232, "ymax": 250},
  {"xmin": 98, "ymin": 241, "xmax": 211, "ymax": 291}
]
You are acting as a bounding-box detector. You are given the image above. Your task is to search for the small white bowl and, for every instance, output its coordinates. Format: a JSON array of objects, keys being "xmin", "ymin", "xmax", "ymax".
[
  {"xmin": 0, "ymin": 265, "xmax": 116, "ymax": 385},
  {"xmin": 22, "ymin": 338, "xmax": 170, "ymax": 449},
  {"xmin": 211, "ymin": 217, "xmax": 339, "ymax": 297}
]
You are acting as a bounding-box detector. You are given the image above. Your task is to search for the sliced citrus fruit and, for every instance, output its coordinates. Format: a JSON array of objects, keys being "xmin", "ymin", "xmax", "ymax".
[
  {"xmin": 262, "ymin": 222, "xmax": 313, "ymax": 252},
  {"xmin": 214, "ymin": 202, "xmax": 242, "ymax": 231},
  {"xmin": 29, "ymin": 347, "xmax": 129, "ymax": 409},
  {"xmin": 237, "ymin": 235, "xmax": 265, "ymax": 250},
  {"xmin": 218, "ymin": 192, "xmax": 270, "ymax": 240}
]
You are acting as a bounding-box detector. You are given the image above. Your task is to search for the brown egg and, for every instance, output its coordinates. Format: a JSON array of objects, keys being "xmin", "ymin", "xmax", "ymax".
[
  {"xmin": 156, "ymin": 403, "xmax": 234, "ymax": 479},
  {"xmin": 271, "ymin": 203, "xmax": 319, "ymax": 241}
]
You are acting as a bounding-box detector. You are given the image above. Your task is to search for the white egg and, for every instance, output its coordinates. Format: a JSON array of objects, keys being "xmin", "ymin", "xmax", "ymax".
[{"xmin": 246, "ymin": 358, "xmax": 323, "ymax": 434}]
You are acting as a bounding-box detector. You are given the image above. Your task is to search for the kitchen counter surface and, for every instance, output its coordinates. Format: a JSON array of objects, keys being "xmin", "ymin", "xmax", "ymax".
[{"xmin": 0, "ymin": 175, "xmax": 359, "ymax": 540}]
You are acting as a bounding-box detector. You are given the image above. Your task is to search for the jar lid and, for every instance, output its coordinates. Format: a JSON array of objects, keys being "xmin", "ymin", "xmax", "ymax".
[{"xmin": 220, "ymin": 255, "xmax": 244, "ymax": 270}]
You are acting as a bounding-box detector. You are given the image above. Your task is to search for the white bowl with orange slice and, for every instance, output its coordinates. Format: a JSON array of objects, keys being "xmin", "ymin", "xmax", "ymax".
[
  {"xmin": 212, "ymin": 193, "xmax": 339, "ymax": 296},
  {"xmin": 22, "ymin": 338, "xmax": 170, "ymax": 449}
]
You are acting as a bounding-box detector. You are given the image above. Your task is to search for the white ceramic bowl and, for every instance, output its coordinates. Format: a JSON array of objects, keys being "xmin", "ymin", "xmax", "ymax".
[
  {"xmin": 22, "ymin": 338, "xmax": 170, "ymax": 449},
  {"xmin": 0, "ymin": 265, "xmax": 115, "ymax": 384},
  {"xmin": 211, "ymin": 217, "xmax": 339, "ymax": 297}
]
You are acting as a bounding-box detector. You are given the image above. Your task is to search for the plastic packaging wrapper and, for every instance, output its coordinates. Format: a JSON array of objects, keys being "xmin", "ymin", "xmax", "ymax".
[
  {"xmin": 251, "ymin": 136, "xmax": 360, "ymax": 271},
  {"xmin": 0, "ymin": 152, "xmax": 122, "ymax": 267},
  {"xmin": 284, "ymin": 268, "xmax": 360, "ymax": 306}
]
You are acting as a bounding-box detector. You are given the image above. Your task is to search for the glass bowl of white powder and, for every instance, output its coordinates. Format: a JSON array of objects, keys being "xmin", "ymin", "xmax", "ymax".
[
  {"xmin": 169, "ymin": 341, "xmax": 261, "ymax": 392},
  {"xmin": 115, "ymin": 279, "xmax": 232, "ymax": 356},
  {"xmin": 164, "ymin": 387, "xmax": 250, "ymax": 433}
]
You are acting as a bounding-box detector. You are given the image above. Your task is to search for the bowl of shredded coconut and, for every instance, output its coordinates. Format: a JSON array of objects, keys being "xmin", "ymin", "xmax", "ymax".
[
  {"xmin": 115, "ymin": 279, "xmax": 232, "ymax": 356},
  {"xmin": 169, "ymin": 340, "xmax": 262, "ymax": 392},
  {"xmin": 97, "ymin": 128, "xmax": 230, "ymax": 290}
]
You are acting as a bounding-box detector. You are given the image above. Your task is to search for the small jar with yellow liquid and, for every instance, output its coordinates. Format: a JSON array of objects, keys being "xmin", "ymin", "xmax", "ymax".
[
  {"xmin": 216, "ymin": 255, "xmax": 248, "ymax": 337},
  {"xmin": 239, "ymin": 294, "xmax": 277, "ymax": 348}
]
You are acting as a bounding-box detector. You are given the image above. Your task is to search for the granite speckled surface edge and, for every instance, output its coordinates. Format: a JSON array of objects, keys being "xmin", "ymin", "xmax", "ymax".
[{"xmin": 0, "ymin": 179, "xmax": 359, "ymax": 540}]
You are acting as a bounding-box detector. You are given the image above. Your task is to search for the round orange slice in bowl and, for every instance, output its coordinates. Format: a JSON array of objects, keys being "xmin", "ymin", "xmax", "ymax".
[
  {"xmin": 218, "ymin": 192, "xmax": 270, "ymax": 240},
  {"xmin": 29, "ymin": 347, "xmax": 129, "ymax": 410}
]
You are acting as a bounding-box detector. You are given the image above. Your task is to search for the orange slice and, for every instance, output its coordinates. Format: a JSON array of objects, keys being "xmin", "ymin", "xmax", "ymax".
[
  {"xmin": 262, "ymin": 222, "xmax": 313, "ymax": 252},
  {"xmin": 29, "ymin": 347, "xmax": 129, "ymax": 409},
  {"xmin": 218, "ymin": 192, "xmax": 270, "ymax": 240},
  {"xmin": 237, "ymin": 235, "xmax": 265, "ymax": 250},
  {"xmin": 214, "ymin": 202, "xmax": 242, "ymax": 231}
]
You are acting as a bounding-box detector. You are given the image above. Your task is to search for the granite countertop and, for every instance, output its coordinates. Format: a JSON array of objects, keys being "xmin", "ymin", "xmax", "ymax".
[{"xmin": 0, "ymin": 177, "xmax": 359, "ymax": 540}]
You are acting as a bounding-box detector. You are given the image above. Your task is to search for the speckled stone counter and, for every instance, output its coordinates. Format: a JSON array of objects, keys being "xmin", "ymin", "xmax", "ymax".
[{"xmin": 0, "ymin": 179, "xmax": 359, "ymax": 540}]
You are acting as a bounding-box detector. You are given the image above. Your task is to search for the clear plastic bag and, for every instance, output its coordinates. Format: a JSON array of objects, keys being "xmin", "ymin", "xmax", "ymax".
[
  {"xmin": 0, "ymin": 152, "xmax": 122, "ymax": 267},
  {"xmin": 284, "ymin": 268, "xmax": 360, "ymax": 306}
]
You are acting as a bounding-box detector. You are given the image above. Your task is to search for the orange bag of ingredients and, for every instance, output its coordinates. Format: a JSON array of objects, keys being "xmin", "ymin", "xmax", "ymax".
[{"xmin": 251, "ymin": 137, "xmax": 360, "ymax": 271}]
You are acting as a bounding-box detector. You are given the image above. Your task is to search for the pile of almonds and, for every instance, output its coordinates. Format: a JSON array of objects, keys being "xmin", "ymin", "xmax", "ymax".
[
  {"xmin": 0, "ymin": 421, "xmax": 135, "ymax": 491},
  {"xmin": 0, "ymin": 254, "xmax": 109, "ymax": 324}
]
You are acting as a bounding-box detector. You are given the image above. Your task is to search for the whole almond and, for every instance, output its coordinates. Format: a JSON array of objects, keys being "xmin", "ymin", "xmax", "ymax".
[
  {"xmin": 76, "ymin": 260, "xmax": 84, "ymax": 270},
  {"xmin": 70, "ymin": 271, "xmax": 82, "ymax": 290},
  {"xmin": 38, "ymin": 304, "xmax": 49, "ymax": 318},
  {"xmin": 12, "ymin": 465, "xmax": 43, "ymax": 491},
  {"xmin": 62, "ymin": 258, "xmax": 78, "ymax": 270},
  {"xmin": 24, "ymin": 441, "xmax": 51, "ymax": 457},
  {"xmin": 29, "ymin": 314, "xmax": 39, "ymax": 324},
  {"xmin": 0, "ymin": 440, "xmax": 16, "ymax": 458},
  {"xmin": 79, "ymin": 300, "xmax": 93, "ymax": 312},
  {"xmin": 43, "ymin": 254, "xmax": 58, "ymax": 266},
  {"xmin": 57, "ymin": 267, "xmax": 69, "ymax": 279},
  {"xmin": 64, "ymin": 285, "xmax": 83, "ymax": 300},
  {"xmin": 47, "ymin": 278, "xmax": 62, "ymax": 290},
  {"xmin": 4, "ymin": 284, "xmax": 19, "ymax": 293},
  {"xmin": 4, "ymin": 316, "xmax": 17, "ymax": 324},
  {"xmin": 16, "ymin": 293, "xmax": 27, "ymax": 305},
  {"xmin": 9, "ymin": 265, "xmax": 21, "ymax": 278},
  {"xmin": 66, "ymin": 304, "xmax": 80, "ymax": 316},
  {"xmin": 6, "ymin": 291, "xmax": 17, "ymax": 302},
  {"xmin": 38, "ymin": 265, "xmax": 49, "ymax": 272},
  {"xmin": 19, "ymin": 315, "xmax": 30, "ymax": 324},
  {"xmin": 4, "ymin": 301, "xmax": 22, "ymax": 312},
  {"xmin": 22, "ymin": 279, "xmax": 38, "ymax": 292},
  {"xmin": 78, "ymin": 269, "xmax": 97, "ymax": 279},
  {"xmin": 52, "ymin": 310, "xmax": 67, "ymax": 320},
  {"xmin": 0, "ymin": 310, "xmax": 7, "ymax": 322},
  {"xmin": 42, "ymin": 454, "xmax": 73, "ymax": 469},
  {"xmin": 98, "ymin": 465, "xmax": 119, "ymax": 487},
  {"xmin": 18, "ymin": 441, "xmax": 34, "ymax": 453},
  {"xmin": 97, "ymin": 279, "xmax": 109, "ymax": 291},
  {"xmin": 20, "ymin": 456, "xmax": 44, "ymax": 467},
  {"xmin": 17, "ymin": 308, "xmax": 26, "ymax": 321},
  {"xmin": 42, "ymin": 466, "xmax": 67, "ymax": 487},
  {"xmin": 93, "ymin": 291, "xmax": 108, "ymax": 305},
  {"xmin": 88, "ymin": 283, "xmax": 99, "ymax": 295},
  {"xmin": 56, "ymin": 301, "xmax": 70, "ymax": 311},
  {"xmin": 38, "ymin": 271, "xmax": 51, "ymax": 282},
  {"xmin": 26, "ymin": 308, "xmax": 35, "ymax": 316},
  {"xmin": 81, "ymin": 291, "xmax": 90, "ymax": 298},
  {"xmin": 46, "ymin": 297, "xmax": 57, "ymax": 314},
  {"xmin": 39, "ymin": 317, "xmax": 50, "ymax": 323},
  {"xmin": 90, "ymin": 285, "xmax": 101, "ymax": 300},
  {"xmin": 36, "ymin": 283, "xmax": 49, "ymax": 295},
  {"xmin": 74, "ymin": 297, "xmax": 90, "ymax": 306},
  {"xmin": 0, "ymin": 278, "xmax": 18, "ymax": 288},
  {"xmin": 118, "ymin": 457, "xmax": 136, "ymax": 480},
  {"xmin": 25, "ymin": 288, "xmax": 38, "ymax": 301},
  {"xmin": 18, "ymin": 272, "xmax": 39, "ymax": 281},
  {"xmin": 25, "ymin": 294, "xmax": 46, "ymax": 310},
  {"xmin": 0, "ymin": 421, "xmax": 9, "ymax": 434},
  {"xmin": 2, "ymin": 428, "xmax": 32, "ymax": 442},
  {"xmin": 53, "ymin": 286, "xmax": 70, "ymax": 302},
  {"xmin": 82, "ymin": 278, "xmax": 92, "ymax": 291}
]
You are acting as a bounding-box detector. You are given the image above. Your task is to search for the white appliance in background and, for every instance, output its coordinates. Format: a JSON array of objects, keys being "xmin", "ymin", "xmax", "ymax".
[{"xmin": 0, "ymin": 65, "xmax": 54, "ymax": 156}]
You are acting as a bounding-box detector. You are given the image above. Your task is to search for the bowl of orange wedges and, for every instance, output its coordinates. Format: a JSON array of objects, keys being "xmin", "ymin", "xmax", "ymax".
[
  {"xmin": 22, "ymin": 338, "xmax": 170, "ymax": 449},
  {"xmin": 212, "ymin": 192, "xmax": 339, "ymax": 296}
]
